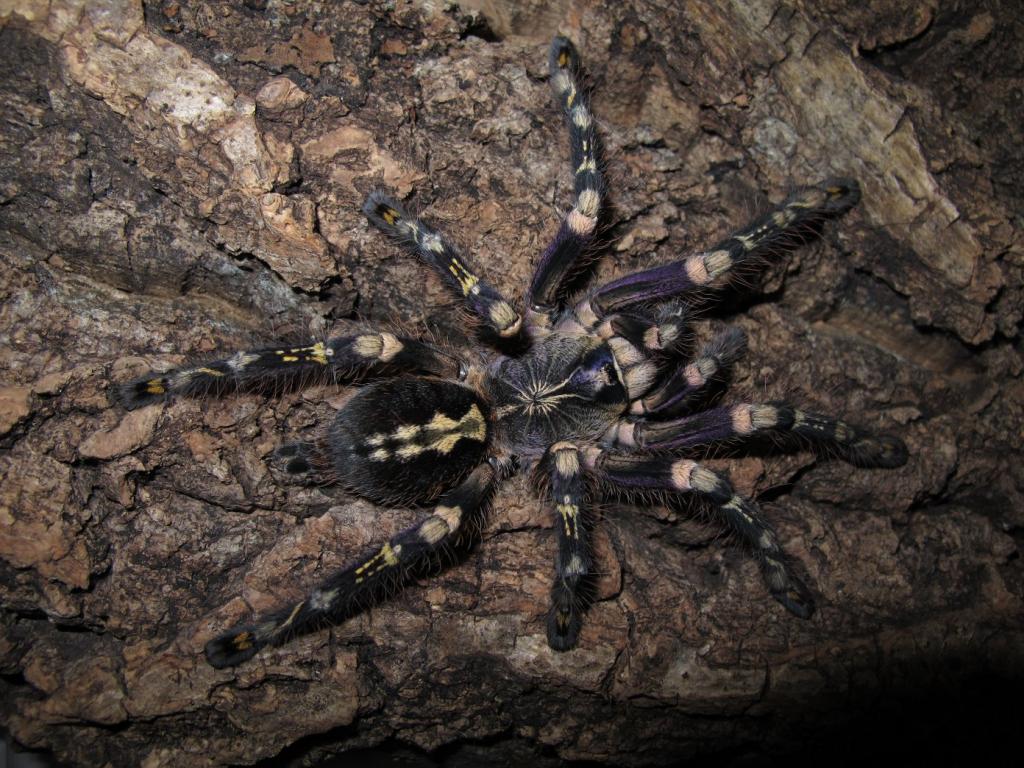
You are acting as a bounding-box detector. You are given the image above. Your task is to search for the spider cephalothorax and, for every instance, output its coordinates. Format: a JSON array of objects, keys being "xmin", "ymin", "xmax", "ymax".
[{"xmin": 118, "ymin": 37, "xmax": 907, "ymax": 667}]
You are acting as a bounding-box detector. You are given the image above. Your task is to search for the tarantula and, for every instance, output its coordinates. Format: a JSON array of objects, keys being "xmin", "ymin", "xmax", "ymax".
[{"xmin": 118, "ymin": 37, "xmax": 906, "ymax": 668}]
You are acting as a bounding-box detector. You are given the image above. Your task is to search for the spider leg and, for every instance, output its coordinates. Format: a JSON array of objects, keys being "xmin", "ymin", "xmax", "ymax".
[
  {"xmin": 204, "ymin": 462, "xmax": 497, "ymax": 668},
  {"xmin": 608, "ymin": 401, "xmax": 908, "ymax": 469},
  {"xmin": 117, "ymin": 331, "xmax": 460, "ymax": 409},
  {"xmin": 363, "ymin": 193, "xmax": 522, "ymax": 339},
  {"xmin": 526, "ymin": 36, "xmax": 603, "ymax": 323},
  {"xmin": 585, "ymin": 179, "xmax": 861, "ymax": 316},
  {"xmin": 591, "ymin": 307, "xmax": 690, "ymax": 357},
  {"xmin": 544, "ymin": 442, "xmax": 590, "ymax": 650},
  {"xmin": 631, "ymin": 327, "xmax": 747, "ymax": 417},
  {"xmin": 591, "ymin": 450, "xmax": 814, "ymax": 617}
]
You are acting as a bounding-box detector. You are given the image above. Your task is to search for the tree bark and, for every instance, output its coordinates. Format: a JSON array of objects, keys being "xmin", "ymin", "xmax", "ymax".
[{"xmin": 0, "ymin": 0, "xmax": 1021, "ymax": 765}]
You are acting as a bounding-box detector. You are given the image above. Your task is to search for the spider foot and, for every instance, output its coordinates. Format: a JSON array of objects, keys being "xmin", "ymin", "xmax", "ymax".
[
  {"xmin": 205, "ymin": 623, "xmax": 265, "ymax": 669},
  {"xmin": 814, "ymin": 177, "xmax": 861, "ymax": 214},
  {"xmin": 546, "ymin": 583, "xmax": 583, "ymax": 651},
  {"xmin": 269, "ymin": 441, "xmax": 325, "ymax": 485},
  {"xmin": 273, "ymin": 441, "xmax": 314, "ymax": 473},
  {"xmin": 763, "ymin": 558, "xmax": 816, "ymax": 619},
  {"xmin": 848, "ymin": 434, "xmax": 909, "ymax": 469}
]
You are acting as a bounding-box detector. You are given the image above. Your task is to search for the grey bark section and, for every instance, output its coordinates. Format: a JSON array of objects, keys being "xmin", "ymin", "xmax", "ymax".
[{"xmin": 0, "ymin": 0, "xmax": 1021, "ymax": 766}]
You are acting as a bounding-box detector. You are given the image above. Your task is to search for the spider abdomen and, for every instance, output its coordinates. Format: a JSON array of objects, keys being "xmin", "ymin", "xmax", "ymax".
[{"xmin": 326, "ymin": 378, "xmax": 490, "ymax": 504}]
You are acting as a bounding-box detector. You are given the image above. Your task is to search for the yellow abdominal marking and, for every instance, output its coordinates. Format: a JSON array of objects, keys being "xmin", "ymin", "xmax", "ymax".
[
  {"xmin": 192, "ymin": 367, "xmax": 225, "ymax": 377},
  {"xmin": 364, "ymin": 404, "xmax": 487, "ymax": 462},
  {"xmin": 382, "ymin": 207, "xmax": 398, "ymax": 225},
  {"xmin": 145, "ymin": 379, "xmax": 166, "ymax": 394}
]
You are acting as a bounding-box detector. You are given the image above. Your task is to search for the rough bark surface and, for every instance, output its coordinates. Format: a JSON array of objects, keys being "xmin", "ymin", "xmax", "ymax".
[{"xmin": 0, "ymin": 0, "xmax": 1021, "ymax": 765}]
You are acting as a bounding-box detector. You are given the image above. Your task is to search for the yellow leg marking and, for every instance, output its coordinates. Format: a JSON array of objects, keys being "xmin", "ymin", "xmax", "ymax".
[
  {"xmin": 576, "ymin": 156, "xmax": 596, "ymax": 174},
  {"xmin": 447, "ymin": 256, "xmax": 480, "ymax": 296},
  {"xmin": 306, "ymin": 341, "xmax": 330, "ymax": 365},
  {"xmin": 573, "ymin": 105, "xmax": 593, "ymax": 128},
  {"xmin": 419, "ymin": 516, "xmax": 450, "ymax": 545},
  {"xmin": 732, "ymin": 404, "xmax": 754, "ymax": 435},
  {"xmin": 228, "ymin": 351, "xmax": 261, "ymax": 370},
  {"xmin": 679, "ymin": 362, "xmax": 704, "ymax": 385},
  {"xmin": 670, "ymin": 459, "xmax": 696, "ymax": 490},
  {"xmin": 684, "ymin": 254, "xmax": 711, "ymax": 285},
  {"xmin": 557, "ymin": 496, "xmax": 579, "ymax": 538},
  {"xmin": 552, "ymin": 445, "xmax": 580, "ymax": 478},
  {"xmin": 567, "ymin": 208, "xmax": 597, "ymax": 235},
  {"xmin": 551, "ymin": 71, "xmax": 571, "ymax": 94},
  {"xmin": 750, "ymin": 405, "xmax": 778, "ymax": 429},
  {"xmin": 423, "ymin": 233, "xmax": 444, "ymax": 253},
  {"xmin": 624, "ymin": 362, "xmax": 657, "ymax": 397},
  {"xmin": 354, "ymin": 334, "xmax": 384, "ymax": 359},
  {"xmin": 608, "ymin": 336, "xmax": 643, "ymax": 367},
  {"xmin": 354, "ymin": 542, "xmax": 402, "ymax": 583},
  {"xmin": 232, "ymin": 631, "xmax": 253, "ymax": 651},
  {"xmin": 435, "ymin": 504, "xmax": 463, "ymax": 533},
  {"xmin": 379, "ymin": 333, "xmax": 404, "ymax": 362},
  {"xmin": 690, "ymin": 466, "xmax": 721, "ymax": 494},
  {"xmin": 704, "ymin": 250, "xmax": 733, "ymax": 277},
  {"xmin": 192, "ymin": 367, "xmax": 225, "ymax": 377},
  {"xmin": 489, "ymin": 301, "xmax": 521, "ymax": 335},
  {"xmin": 577, "ymin": 188, "xmax": 600, "ymax": 218},
  {"xmin": 279, "ymin": 601, "xmax": 304, "ymax": 630}
]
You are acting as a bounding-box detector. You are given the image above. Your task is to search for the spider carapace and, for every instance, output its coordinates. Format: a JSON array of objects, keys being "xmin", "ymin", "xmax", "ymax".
[{"xmin": 117, "ymin": 38, "xmax": 907, "ymax": 668}]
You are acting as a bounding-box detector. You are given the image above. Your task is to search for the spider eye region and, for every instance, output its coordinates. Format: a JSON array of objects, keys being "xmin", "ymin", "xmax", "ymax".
[{"xmin": 327, "ymin": 378, "xmax": 490, "ymax": 503}]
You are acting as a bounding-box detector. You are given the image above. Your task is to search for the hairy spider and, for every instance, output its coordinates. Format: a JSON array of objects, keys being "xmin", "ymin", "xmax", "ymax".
[{"xmin": 117, "ymin": 37, "xmax": 907, "ymax": 668}]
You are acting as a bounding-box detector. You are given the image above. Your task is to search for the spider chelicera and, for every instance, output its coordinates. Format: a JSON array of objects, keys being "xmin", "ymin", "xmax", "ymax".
[{"xmin": 117, "ymin": 37, "xmax": 907, "ymax": 668}]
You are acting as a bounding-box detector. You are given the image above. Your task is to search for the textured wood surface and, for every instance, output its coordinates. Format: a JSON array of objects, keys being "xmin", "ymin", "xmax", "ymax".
[{"xmin": 0, "ymin": 0, "xmax": 1021, "ymax": 765}]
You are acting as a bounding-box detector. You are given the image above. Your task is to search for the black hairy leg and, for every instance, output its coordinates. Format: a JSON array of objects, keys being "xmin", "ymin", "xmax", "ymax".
[
  {"xmin": 632, "ymin": 327, "xmax": 746, "ymax": 417},
  {"xmin": 118, "ymin": 331, "xmax": 460, "ymax": 410},
  {"xmin": 544, "ymin": 442, "xmax": 591, "ymax": 650},
  {"xmin": 593, "ymin": 451, "xmax": 815, "ymax": 618},
  {"xmin": 587, "ymin": 179, "xmax": 861, "ymax": 315},
  {"xmin": 205, "ymin": 463, "xmax": 497, "ymax": 668},
  {"xmin": 363, "ymin": 193, "xmax": 522, "ymax": 340},
  {"xmin": 526, "ymin": 36, "xmax": 604, "ymax": 322},
  {"xmin": 612, "ymin": 401, "xmax": 908, "ymax": 469}
]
